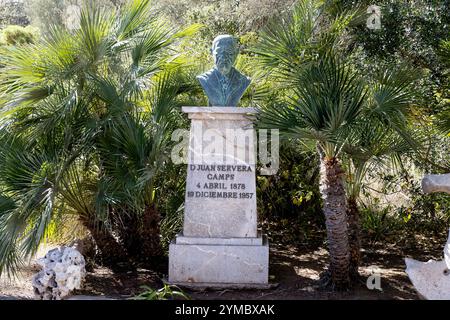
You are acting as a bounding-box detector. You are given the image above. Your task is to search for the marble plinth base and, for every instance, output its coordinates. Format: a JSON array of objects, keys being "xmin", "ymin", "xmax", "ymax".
[{"xmin": 168, "ymin": 234, "xmax": 269, "ymax": 287}]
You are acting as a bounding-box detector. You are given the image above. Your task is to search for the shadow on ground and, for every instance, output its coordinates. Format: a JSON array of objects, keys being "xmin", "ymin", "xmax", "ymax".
[{"xmin": 1, "ymin": 231, "xmax": 447, "ymax": 300}]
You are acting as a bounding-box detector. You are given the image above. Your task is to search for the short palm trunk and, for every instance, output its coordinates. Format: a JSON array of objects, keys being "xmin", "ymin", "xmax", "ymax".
[
  {"xmin": 347, "ymin": 197, "xmax": 361, "ymax": 278},
  {"xmin": 319, "ymin": 156, "xmax": 350, "ymax": 289},
  {"xmin": 79, "ymin": 216, "xmax": 129, "ymax": 268}
]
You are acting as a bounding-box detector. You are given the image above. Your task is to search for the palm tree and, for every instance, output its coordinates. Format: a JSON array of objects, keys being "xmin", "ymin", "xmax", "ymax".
[
  {"xmin": 343, "ymin": 116, "xmax": 420, "ymax": 277},
  {"xmin": 0, "ymin": 0, "xmax": 200, "ymax": 275},
  {"xmin": 253, "ymin": 0, "xmax": 417, "ymax": 288}
]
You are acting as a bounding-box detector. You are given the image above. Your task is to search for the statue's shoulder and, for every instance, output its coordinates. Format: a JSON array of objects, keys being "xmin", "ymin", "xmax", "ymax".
[
  {"xmin": 242, "ymin": 74, "xmax": 251, "ymax": 86},
  {"xmin": 197, "ymin": 69, "xmax": 217, "ymax": 83},
  {"xmin": 233, "ymin": 69, "xmax": 251, "ymax": 87}
]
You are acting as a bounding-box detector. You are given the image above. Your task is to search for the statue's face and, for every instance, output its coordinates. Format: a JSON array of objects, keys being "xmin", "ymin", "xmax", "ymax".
[{"xmin": 212, "ymin": 39, "xmax": 237, "ymax": 76}]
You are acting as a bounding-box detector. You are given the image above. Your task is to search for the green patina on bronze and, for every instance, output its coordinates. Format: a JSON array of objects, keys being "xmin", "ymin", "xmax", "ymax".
[{"xmin": 197, "ymin": 35, "xmax": 251, "ymax": 107}]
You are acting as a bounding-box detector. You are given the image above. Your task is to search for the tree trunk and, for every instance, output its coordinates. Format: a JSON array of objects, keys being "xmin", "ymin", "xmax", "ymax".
[
  {"xmin": 347, "ymin": 197, "xmax": 361, "ymax": 279},
  {"xmin": 319, "ymin": 155, "xmax": 350, "ymax": 289},
  {"xmin": 79, "ymin": 215, "xmax": 129, "ymax": 268},
  {"xmin": 137, "ymin": 204, "xmax": 163, "ymax": 261},
  {"xmin": 118, "ymin": 204, "xmax": 163, "ymax": 265}
]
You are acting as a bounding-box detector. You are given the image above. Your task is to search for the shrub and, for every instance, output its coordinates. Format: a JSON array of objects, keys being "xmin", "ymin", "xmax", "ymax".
[
  {"xmin": 133, "ymin": 284, "xmax": 190, "ymax": 300},
  {"xmin": 1, "ymin": 25, "xmax": 38, "ymax": 46}
]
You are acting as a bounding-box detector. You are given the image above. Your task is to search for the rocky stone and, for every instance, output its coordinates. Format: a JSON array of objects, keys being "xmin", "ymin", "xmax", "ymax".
[
  {"xmin": 32, "ymin": 246, "xmax": 86, "ymax": 300},
  {"xmin": 405, "ymin": 252, "xmax": 450, "ymax": 300}
]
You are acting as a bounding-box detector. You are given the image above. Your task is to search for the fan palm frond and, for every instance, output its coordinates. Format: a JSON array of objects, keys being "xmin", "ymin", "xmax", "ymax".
[
  {"xmin": 258, "ymin": 52, "xmax": 367, "ymax": 158},
  {"xmin": 0, "ymin": 0, "xmax": 199, "ymax": 277}
]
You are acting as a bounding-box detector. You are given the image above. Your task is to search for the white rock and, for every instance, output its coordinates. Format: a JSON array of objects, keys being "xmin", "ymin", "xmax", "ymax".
[
  {"xmin": 445, "ymin": 230, "xmax": 450, "ymax": 270},
  {"xmin": 422, "ymin": 173, "xmax": 450, "ymax": 194},
  {"xmin": 405, "ymin": 258, "xmax": 450, "ymax": 300},
  {"xmin": 405, "ymin": 229, "xmax": 450, "ymax": 300},
  {"xmin": 407, "ymin": 174, "xmax": 450, "ymax": 299},
  {"xmin": 32, "ymin": 246, "xmax": 86, "ymax": 300}
]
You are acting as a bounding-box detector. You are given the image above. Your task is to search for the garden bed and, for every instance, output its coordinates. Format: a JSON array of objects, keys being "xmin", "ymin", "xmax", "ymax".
[{"xmin": 1, "ymin": 230, "xmax": 446, "ymax": 300}]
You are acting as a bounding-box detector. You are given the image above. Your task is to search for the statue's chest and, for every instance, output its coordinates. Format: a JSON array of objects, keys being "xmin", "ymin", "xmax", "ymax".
[{"xmin": 211, "ymin": 76, "xmax": 238, "ymax": 106}]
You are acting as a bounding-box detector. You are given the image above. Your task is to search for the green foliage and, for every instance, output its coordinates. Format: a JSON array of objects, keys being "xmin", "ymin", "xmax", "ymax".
[
  {"xmin": 158, "ymin": 162, "xmax": 186, "ymax": 253},
  {"xmin": 357, "ymin": 160, "xmax": 449, "ymax": 244},
  {"xmin": 375, "ymin": 166, "xmax": 450, "ymax": 228},
  {"xmin": 344, "ymin": 0, "xmax": 450, "ymax": 160},
  {"xmin": 253, "ymin": 0, "xmax": 424, "ymax": 212},
  {"xmin": 256, "ymin": 142, "xmax": 325, "ymax": 245},
  {"xmin": 256, "ymin": 53, "xmax": 418, "ymax": 159},
  {"xmin": 257, "ymin": 142, "xmax": 322, "ymax": 220},
  {"xmin": 25, "ymin": 0, "xmax": 127, "ymax": 34},
  {"xmin": 252, "ymin": 0, "xmax": 422, "ymax": 286},
  {"xmin": 153, "ymin": 0, "xmax": 296, "ymax": 36},
  {"xmin": 347, "ymin": 0, "xmax": 450, "ymax": 67},
  {"xmin": 0, "ymin": 0, "xmax": 200, "ymax": 276},
  {"xmin": 0, "ymin": 0, "xmax": 448, "ymax": 278},
  {"xmin": 436, "ymin": 39, "xmax": 450, "ymax": 135},
  {"xmin": 1, "ymin": 25, "xmax": 38, "ymax": 46},
  {"xmin": 133, "ymin": 284, "xmax": 190, "ymax": 300},
  {"xmin": 359, "ymin": 180, "xmax": 450, "ymax": 243},
  {"xmin": 160, "ymin": 204, "xmax": 183, "ymax": 253},
  {"xmin": 360, "ymin": 205, "xmax": 400, "ymax": 242}
]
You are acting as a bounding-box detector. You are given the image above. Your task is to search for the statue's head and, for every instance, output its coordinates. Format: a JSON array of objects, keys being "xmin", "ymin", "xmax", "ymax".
[{"xmin": 211, "ymin": 35, "xmax": 239, "ymax": 76}]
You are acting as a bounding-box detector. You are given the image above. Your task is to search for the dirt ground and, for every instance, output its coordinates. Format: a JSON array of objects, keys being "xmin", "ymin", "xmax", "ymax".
[{"xmin": 0, "ymin": 231, "xmax": 446, "ymax": 300}]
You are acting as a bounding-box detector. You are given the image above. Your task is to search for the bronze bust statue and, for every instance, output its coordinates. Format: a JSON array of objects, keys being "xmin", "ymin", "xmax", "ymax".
[{"xmin": 197, "ymin": 35, "xmax": 251, "ymax": 107}]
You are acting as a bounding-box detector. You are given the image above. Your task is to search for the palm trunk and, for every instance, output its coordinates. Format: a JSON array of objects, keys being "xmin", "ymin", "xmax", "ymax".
[
  {"xmin": 347, "ymin": 197, "xmax": 361, "ymax": 278},
  {"xmin": 137, "ymin": 204, "xmax": 163, "ymax": 261},
  {"xmin": 79, "ymin": 215, "xmax": 129, "ymax": 268},
  {"xmin": 319, "ymin": 154, "xmax": 350, "ymax": 289},
  {"xmin": 118, "ymin": 204, "xmax": 163, "ymax": 265}
]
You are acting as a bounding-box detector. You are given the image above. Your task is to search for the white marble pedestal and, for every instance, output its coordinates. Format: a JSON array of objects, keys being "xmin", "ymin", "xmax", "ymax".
[{"xmin": 168, "ymin": 107, "xmax": 269, "ymax": 288}]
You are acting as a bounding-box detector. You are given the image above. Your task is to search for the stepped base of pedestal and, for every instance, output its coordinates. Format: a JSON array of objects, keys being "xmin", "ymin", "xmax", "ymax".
[
  {"xmin": 165, "ymin": 281, "xmax": 274, "ymax": 290},
  {"xmin": 168, "ymin": 234, "xmax": 269, "ymax": 287}
]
